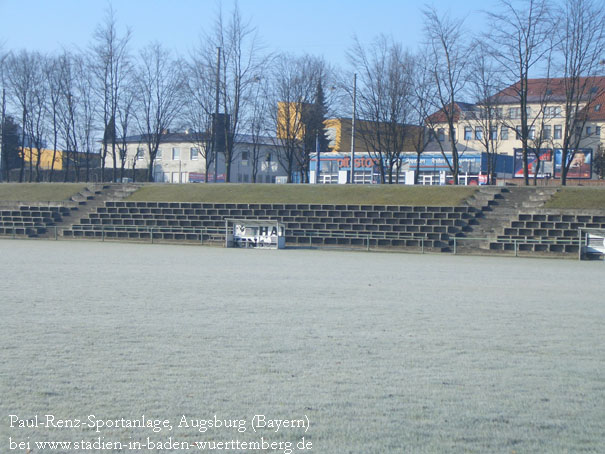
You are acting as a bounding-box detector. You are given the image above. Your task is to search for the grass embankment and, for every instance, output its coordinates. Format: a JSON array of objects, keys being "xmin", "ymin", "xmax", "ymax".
[
  {"xmin": 543, "ymin": 187, "xmax": 605, "ymax": 210},
  {"xmin": 127, "ymin": 184, "xmax": 477, "ymax": 206},
  {"xmin": 0, "ymin": 183, "xmax": 87, "ymax": 202}
]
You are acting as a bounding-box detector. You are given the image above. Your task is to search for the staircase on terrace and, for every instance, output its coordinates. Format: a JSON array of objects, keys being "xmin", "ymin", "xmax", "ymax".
[
  {"xmin": 51, "ymin": 183, "xmax": 141, "ymax": 236},
  {"xmin": 458, "ymin": 187, "xmax": 558, "ymax": 251}
]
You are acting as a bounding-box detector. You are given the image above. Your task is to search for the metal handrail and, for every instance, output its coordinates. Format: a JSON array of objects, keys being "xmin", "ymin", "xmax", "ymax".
[{"xmin": 0, "ymin": 224, "xmax": 594, "ymax": 260}]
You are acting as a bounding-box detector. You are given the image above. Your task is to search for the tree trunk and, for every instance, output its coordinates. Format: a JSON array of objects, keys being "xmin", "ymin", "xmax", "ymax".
[
  {"xmin": 147, "ymin": 155, "xmax": 155, "ymax": 182},
  {"xmin": 86, "ymin": 150, "xmax": 90, "ymax": 183},
  {"xmin": 35, "ymin": 148, "xmax": 41, "ymax": 182},
  {"xmin": 19, "ymin": 112, "xmax": 26, "ymax": 183},
  {"xmin": 112, "ymin": 141, "xmax": 117, "ymax": 183},
  {"xmin": 522, "ymin": 147, "xmax": 529, "ymax": 186},
  {"xmin": 561, "ymin": 149, "xmax": 568, "ymax": 186},
  {"xmin": 101, "ymin": 142, "xmax": 107, "ymax": 182}
]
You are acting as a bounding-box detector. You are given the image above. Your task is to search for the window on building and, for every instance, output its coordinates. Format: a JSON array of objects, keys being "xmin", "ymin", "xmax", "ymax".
[
  {"xmin": 501, "ymin": 126, "xmax": 509, "ymax": 140},
  {"xmin": 490, "ymin": 126, "xmax": 498, "ymax": 140},
  {"xmin": 464, "ymin": 127, "xmax": 472, "ymax": 141},
  {"xmin": 545, "ymin": 106, "xmax": 562, "ymax": 118},
  {"xmin": 575, "ymin": 126, "xmax": 582, "ymax": 137},
  {"xmin": 586, "ymin": 126, "xmax": 592, "ymax": 136},
  {"xmin": 156, "ymin": 149, "xmax": 162, "ymax": 160},
  {"xmin": 525, "ymin": 106, "xmax": 532, "ymax": 117},
  {"xmin": 172, "ymin": 147, "xmax": 180, "ymax": 160},
  {"xmin": 509, "ymin": 107, "xmax": 521, "ymax": 119},
  {"xmin": 488, "ymin": 107, "xmax": 503, "ymax": 119},
  {"xmin": 136, "ymin": 148, "xmax": 145, "ymax": 160},
  {"xmin": 596, "ymin": 126, "xmax": 601, "ymax": 136},
  {"xmin": 475, "ymin": 126, "xmax": 483, "ymax": 140},
  {"xmin": 528, "ymin": 126, "xmax": 535, "ymax": 140},
  {"xmin": 266, "ymin": 152, "xmax": 272, "ymax": 163},
  {"xmin": 595, "ymin": 104, "xmax": 602, "ymax": 112},
  {"xmin": 190, "ymin": 147, "xmax": 199, "ymax": 160},
  {"xmin": 543, "ymin": 125, "xmax": 551, "ymax": 140},
  {"xmin": 438, "ymin": 128, "xmax": 445, "ymax": 141},
  {"xmin": 515, "ymin": 126, "xmax": 522, "ymax": 140},
  {"xmin": 241, "ymin": 150, "xmax": 249, "ymax": 166},
  {"xmin": 554, "ymin": 125, "xmax": 562, "ymax": 140}
]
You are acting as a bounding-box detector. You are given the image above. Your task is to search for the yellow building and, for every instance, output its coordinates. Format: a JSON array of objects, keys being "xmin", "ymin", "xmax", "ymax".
[
  {"xmin": 21, "ymin": 147, "xmax": 63, "ymax": 170},
  {"xmin": 324, "ymin": 117, "xmax": 420, "ymax": 155},
  {"xmin": 276, "ymin": 101, "xmax": 311, "ymax": 140}
]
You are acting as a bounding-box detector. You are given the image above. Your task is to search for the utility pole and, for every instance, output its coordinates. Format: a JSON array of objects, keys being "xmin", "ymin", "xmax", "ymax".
[
  {"xmin": 0, "ymin": 88, "xmax": 5, "ymax": 181},
  {"xmin": 214, "ymin": 46, "xmax": 221, "ymax": 183},
  {"xmin": 350, "ymin": 73, "xmax": 357, "ymax": 184}
]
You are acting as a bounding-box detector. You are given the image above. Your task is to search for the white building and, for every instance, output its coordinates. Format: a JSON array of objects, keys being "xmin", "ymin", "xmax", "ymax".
[{"xmin": 104, "ymin": 132, "xmax": 290, "ymax": 183}]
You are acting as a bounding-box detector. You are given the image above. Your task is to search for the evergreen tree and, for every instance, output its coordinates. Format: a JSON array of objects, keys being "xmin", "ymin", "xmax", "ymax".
[
  {"xmin": 301, "ymin": 80, "xmax": 330, "ymax": 181},
  {"xmin": 312, "ymin": 81, "xmax": 330, "ymax": 154}
]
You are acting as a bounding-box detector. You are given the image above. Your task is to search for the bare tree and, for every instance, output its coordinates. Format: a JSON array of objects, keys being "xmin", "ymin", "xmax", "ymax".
[
  {"xmin": 407, "ymin": 53, "xmax": 435, "ymax": 184},
  {"xmin": 423, "ymin": 7, "xmax": 471, "ymax": 185},
  {"xmin": 484, "ymin": 0, "xmax": 556, "ymax": 185},
  {"xmin": 45, "ymin": 56, "xmax": 64, "ymax": 182},
  {"xmin": 247, "ymin": 75, "xmax": 270, "ymax": 183},
  {"xmin": 73, "ymin": 54, "xmax": 97, "ymax": 182},
  {"xmin": 56, "ymin": 52, "xmax": 80, "ymax": 182},
  {"xmin": 525, "ymin": 66, "xmax": 556, "ymax": 185},
  {"xmin": 116, "ymin": 80, "xmax": 135, "ymax": 183},
  {"xmin": 268, "ymin": 54, "xmax": 319, "ymax": 183},
  {"xmin": 202, "ymin": 2, "xmax": 267, "ymax": 182},
  {"xmin": 0, "ymin": 46, "xmax": 9, "ymax": 181},
  {"xmin": 467, "ymin": 47, "xmax": 506, "ymax": 184},
  {"xmin": 134, "ymin": 43, "xmax": 184, "ymax": 182},
  {"xmin": 555, "ymin": 0, "xmax": 605, "ymax": 185},
  {"xmin": 184, "ymin": 55, "xmax": 217, "ymax": 182},
  {"xmin": 24, "ymin": 59, "xmax": 47, "ymax": 182},
  {"xmin": 5, "ymin": 50, "xmax": 39, "ymax": 182},
  {"xmin": 348, "ymin": 35, "xmax": 413, "ymax": 184},
  {"xmin": 91, "ymin": 6, "xmax": 131, "ymax": 182}
]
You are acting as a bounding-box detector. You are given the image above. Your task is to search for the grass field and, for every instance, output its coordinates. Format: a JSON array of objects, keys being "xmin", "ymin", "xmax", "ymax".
[
  {"xmin": 126, "ymin": 184, "xmax": 478, "ymax": 206},
  {"xmin": 0, "ymin": 183, "xmax": 87, "ymax": 202},
  {"xmin": 544, "ymin": 187, "xmax": 605, "ymax": 210},
  {"xmin": 1, "ymin": 241, "xmax": 603, "ymax": 453}
]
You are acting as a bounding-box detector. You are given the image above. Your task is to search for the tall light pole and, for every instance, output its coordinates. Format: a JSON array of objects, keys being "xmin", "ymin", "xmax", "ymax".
[
  {"xmin": 214, "ymin": 46, "xmax": 221, "ymax": 182},
  {"xmin": 350, "ymin": 73, "xmax": 357, "ymax": 184},
  {"xmin": 315, "ymin": 131, "xmax": 320, "ymax": 184}
]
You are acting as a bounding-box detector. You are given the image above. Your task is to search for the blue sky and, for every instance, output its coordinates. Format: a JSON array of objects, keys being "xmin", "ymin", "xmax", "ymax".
[{"xmin": 1, "ymin": 0, "xmax": 491, "ymax": 68}]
